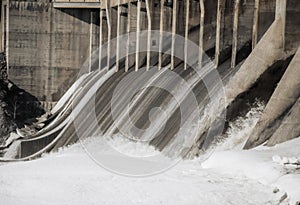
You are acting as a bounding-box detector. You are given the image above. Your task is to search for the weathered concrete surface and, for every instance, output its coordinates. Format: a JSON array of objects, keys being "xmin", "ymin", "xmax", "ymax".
[
  {"xmin": 244, "ymin": 47, "xmax": 300, "ymax": 149},
  {"xmin": 225, "ymin": 17, "xmax": 285, "ymax": 105},
  {"xmin": 8, "ymin": 1, "xmax": 99, "ymax": 101},
  {"xmin": 53, "ymin": 0, "xmax": 101, "ymax": 8},
  {"xmin": 267, "ymin": 97, "xmax": 300, "ymax": 146},
  {"xmin": 0, "ymin": 53, "xmax": 43, "ymax": 144},
  {"xmin": 257, "ymin": 0, "xmax": 276, "ymax": 41},
  {"xmin": 5, "ymin": 0, "xmax": 284, "ymax": 102},
  {"xmin": 100, "ymin": 0, "xmax": 138, "ymax": 9},
  {"xmin": 285, "ymin": 0, "xmax": 300, "ymax": 53}
]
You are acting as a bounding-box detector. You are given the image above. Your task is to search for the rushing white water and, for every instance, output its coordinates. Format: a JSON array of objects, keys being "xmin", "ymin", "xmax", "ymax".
[
  {"xmin": 1, "ymin": 103, "xmax": 299, "ymax": 204},
  {"xmin": 216, "ymin": 101, "xmax": 266, "ymax": 151}
]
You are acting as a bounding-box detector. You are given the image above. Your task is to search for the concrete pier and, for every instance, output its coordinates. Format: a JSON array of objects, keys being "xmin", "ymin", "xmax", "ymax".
[
  {"xmin": 2, "ymin": 0, "xmax": 298, "ymax": 102},
  {"xmin": 0, "ymin": 0, "xmax": 299, "ymax": 160}
]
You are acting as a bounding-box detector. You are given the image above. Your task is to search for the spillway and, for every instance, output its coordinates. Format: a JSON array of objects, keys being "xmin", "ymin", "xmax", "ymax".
[
  {"xmin": 0, "ymin": 0, "xmax": 298, "ymax": 168},
  {"xmin": 2, "ymin": 50, "xmax": 239, "ymax": 161}
]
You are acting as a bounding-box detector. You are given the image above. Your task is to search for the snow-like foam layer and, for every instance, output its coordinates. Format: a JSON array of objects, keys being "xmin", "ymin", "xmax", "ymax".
[
  {"xmin": 1, "ymin": 137, "xmax": 296, "ymax": 205},
  {"xmin": 105, "ymin": 134, "xmax": 160, "ymax": 157},
  {"xmin": 79, "ymin": 134, "xmax": 163, "ymax": 158},
  {"xmin": 0, "ymin": 102, "xmax": 299, "ymax": 204}
]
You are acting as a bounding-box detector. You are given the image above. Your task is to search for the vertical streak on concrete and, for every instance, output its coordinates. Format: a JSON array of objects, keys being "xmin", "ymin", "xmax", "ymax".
[
  {"xmin": 252, "ymin": 0, "xmax": 259, "ymax": 49},
  {"xmin": 184, "ymin": 0, "xmax": 190, "ymax": 70},
  {"xmin": 158, "ymin": 0, "xmax": 164, "ymax": 70},
  {"xmin": 0, "ymin": 2, "xmax": 4, "ymax": 52},
  {"xmin": 106, "ymin": 0, "xmax": 111, "ymax": 70},
  {"xmin": 199, "ymin": 0, "xmax": 205, "ymax": 68},
  {"xmin": 171, "ymin": 0, "xmax": 177, "ymax": 70},
  {"xmin": 6, "ymin": 0, "xmax": 9, "ymax": 75},
  {"xmin": 231, "ymin": 0, "xmax": 240, "ymax": 68},
  {"xmin": 48, "ymin": 4, "xmax": 53, "ymax": 101},
  {"xmin": 125, "ymin": 2, "xmax": 131, "ymax": 72},
  {"xmin": 135, "ymin": 0, "xmax": 141, "ymax": 71},
  {"xmin": 116, "ymin": 1, "xmax": 121, "ymax": 71},
  {"xmin": 145, "ymin": 0, "xmax": 151, "ymax": 71},
  {"xmin": 275, "ymin": 0, "xmax": 286, "ymax": 50},
  {"xmin": 89, "ymin": 12, "xmax": 93, "ymax": 72},
  {"xmin": 215, "ymin": 0, "xmax": 222, "ymax": 67},
  {"xmin": 99, "ymin": 9, "xmax": 103, "ymax": 70}
]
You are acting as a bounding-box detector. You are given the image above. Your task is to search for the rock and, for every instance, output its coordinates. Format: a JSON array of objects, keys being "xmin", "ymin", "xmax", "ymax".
[
  {"xmin": 278, "ymin": 192, "xmax": 288, "ymax": 204},
  {"xmin": 7, "ymin": 82, "xmax": 13, "ymax": 90},
  {"xmin": 288, "ymin": 157, "xmax": 299, "ymax": 165},
  {"xmin": 1, "ymin": 132, "xmax": 21, "ymax": 148},
  {"xmin": 273, "ymin": 187, "xmax": 280, "ymax": 193}
]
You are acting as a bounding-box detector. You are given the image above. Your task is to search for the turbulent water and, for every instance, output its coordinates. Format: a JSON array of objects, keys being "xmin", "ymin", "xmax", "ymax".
[
  {"xmin": 2, "ymin": 102, "xmax": 299, "ymax": 205},
  {"xmin": 1, "ymin": 61, "xmax": 299, "ymax": 204},
  {"xmin": 4, "ymin": 52, "xmax": 239, "ymax": 162},
  {"xmin": 64, "ymin": 101, "xmax": 265, "ymax": 158},
  {"xmin": 0, "ymin": 29, "xmax": 244, "ymax": 163}
]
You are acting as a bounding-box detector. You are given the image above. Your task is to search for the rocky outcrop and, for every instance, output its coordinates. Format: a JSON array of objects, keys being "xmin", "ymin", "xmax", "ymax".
[
  {"xmin": 0, "ymin": 52, "xmax": 45, "ymax": 145},
  {"xmin": 0, "ymin": 53, "xmax": 16, "ymax": 144}
]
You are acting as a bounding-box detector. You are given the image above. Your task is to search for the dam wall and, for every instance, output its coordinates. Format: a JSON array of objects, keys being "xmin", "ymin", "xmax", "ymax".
[
  {"xmin": 0, "ymin": 0, "xmax": 298, "ymax": 102},
  {"xmin": 6, "ymin": 1, "xmax": 99, "ymax": 101},
  {"xmin": 0, "ymin": 0, "xmax": 298, "ymax": 160}
]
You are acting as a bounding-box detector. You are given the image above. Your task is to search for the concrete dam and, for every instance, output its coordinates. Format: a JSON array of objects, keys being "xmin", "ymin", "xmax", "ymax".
[{"xmin": 0, "ymin": 0, "xmax": 299, "ymax": 166}]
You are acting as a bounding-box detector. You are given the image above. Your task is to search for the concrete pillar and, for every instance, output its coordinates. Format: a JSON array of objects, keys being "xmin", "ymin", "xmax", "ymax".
[
  {"xmin": 135, "ymin": 0, "xmax": 141, "ymax": 71},
  {"xmin": 244, "ymin": 47, "xmax": 300, "ymax": 149},
  {"xmin": 231, "ymin": 0, "xmax": 240, "ymax": 68},
  {"xmin": 252, "ymin": 0, "xmax": 259, "ymax": 49},
  {"xmin": 226, "ymin": 18, "xmax": 285, "ymax": 107},
  {"xmin": 99, "ymin": 9, "xmax": 103, "ymax": 70},
  {"xmin": 116, "ymin": 2, "xmax": 121, "ymax": 71},
  {"xmin": 184, "ymin": 0, "xmax": 190, "ymax": 70},
  {"xmin": 6, "ymin": 0, "xmax": 9, "ymax": 73},
  {"xmin": 171, "ymin": 0, "xmax": 177, "ymax": 70},
  {"xmin": 198, "ymin": 0, "xmax": 205, "ymax": 68},
  {"xmin": 215, "ymin": 0, "xmax": 223, "ymax": 67},
  {"xmin": 267, "ymin": 97, "xmax": 300, "ymax": 146},
  {"xmin": 89, "ymin": 12, "xmax": 94, "ymax": 72},
  {"xmin": 0, "ymin": 2, "xmax": 4, "ymax": 52},
  {"xmin": 158, "ymin": 0, "xmax": 164, "ymax": 70},
  {"xmin": 145, "ymin": 0, "xmax": 151, "ymax": 70},
  {"xmin": 106, "ymin": 1, "xmax": 111, "ymax": 70},
  {"xmin": 125, "ymin": 2, "xmax": 131, "ymax": 72},
  {"xmin": 275, "ymin": 0, "xmax": 286, "ymax": 50}
]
